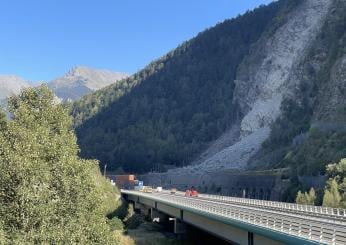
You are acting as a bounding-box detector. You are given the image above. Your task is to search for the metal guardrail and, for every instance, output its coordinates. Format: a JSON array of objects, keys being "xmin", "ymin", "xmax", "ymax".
[
  {"xmin": 122, "ymin": 190, "xmax": 346, "ymax": 244},
  {"xmin": 198, "ymin": 193, "xmax": 346, "ymax": 221},
  {"xmin": 158, "ymin": 189, "xmax": 346, "ymax": 221}
]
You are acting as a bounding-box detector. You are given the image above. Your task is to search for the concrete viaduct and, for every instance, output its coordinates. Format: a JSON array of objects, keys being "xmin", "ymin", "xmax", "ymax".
[{"xmin": 121, "ymin": 189, "xmax": 346, "ymax": 245}]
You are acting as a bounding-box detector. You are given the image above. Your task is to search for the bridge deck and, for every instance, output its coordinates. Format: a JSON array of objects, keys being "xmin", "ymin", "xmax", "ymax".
[{"xmin": 121, "ymin": 189, "xmax": 346, "ymax": 245}]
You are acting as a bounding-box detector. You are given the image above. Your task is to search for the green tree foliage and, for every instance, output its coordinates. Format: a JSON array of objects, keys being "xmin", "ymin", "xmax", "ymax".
[
  {"xmin": 295, "ymin": 188, "xmax": 316, "ymax": 205},
  {"xmin": 295, "ymin": 191, "xmax": 306, "ymax": 204},
  {"xmin": 322, "ymin": 158, "xmax": 346, "ymax": 208},
  {"xmin": 0, "ymin": 86, "xmax": 120, "ymax": 244},
  {"xmin": 322, "ymin": 179, "xmax": 341, "ymax": 208},
  {"xmin": 326, "ymin": 159, "xmax": 346, "ymax": 182},
  {"xmin": 308, "ymin": 188, "xmax": 317, "ymax": 205},
  {"xmin": 72, "ymin": 1, "xmax": 296, "ymax": 173},
  {"xmin": 0, "ymin": 111, "xmax": 6, "ymax": 132}
]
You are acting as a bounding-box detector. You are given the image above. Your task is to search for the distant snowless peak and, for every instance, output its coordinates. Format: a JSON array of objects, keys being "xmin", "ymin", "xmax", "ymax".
[
  {"xmin": 61, "ymin": 66, "xmax": 128, "ymax": 91},
  {"xmin": 47, "ymin": 66, "xmax": 128, "ymax": 101},
  {"xmin": 0, "ymin": 66, "xmax": 128, "ymax": 102}
]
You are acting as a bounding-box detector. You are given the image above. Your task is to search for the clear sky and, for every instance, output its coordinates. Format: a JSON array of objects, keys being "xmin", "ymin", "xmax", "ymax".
[{"xmin": 0, "ymin": 0, "xmax": 273, "ymax": 83}]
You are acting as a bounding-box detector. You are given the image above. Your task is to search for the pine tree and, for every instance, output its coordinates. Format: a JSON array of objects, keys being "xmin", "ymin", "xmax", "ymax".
[
  {"xmin": 296, "ymin": 191, "xmax": 307, "ymax": 204},
  {"xmin": 307, "ymin": 188, "xmax": 316, "ymax": 205},
  {"xmin": 0, "ymin": 86, "xmax": 119, "ymax": 244},
  {"xmin": 323, "ymin": 179, "xmax": 341, "ymax": 208},
  {"xmin": 340, "ymin": 177, "xmax": 346, "ymax": 208},
  {"xmin": 296, "ymin": 187, "xmax": 316, "ymax": 205}
]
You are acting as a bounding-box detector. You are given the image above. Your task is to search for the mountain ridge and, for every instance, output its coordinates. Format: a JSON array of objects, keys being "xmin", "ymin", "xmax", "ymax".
[
  {"xmin": 0, "ymin": 66, "xmax": 127, "ymax": 103},
  {"xmin": 48, "ymin": 66, "xmax": 128, "ymax": 101}
]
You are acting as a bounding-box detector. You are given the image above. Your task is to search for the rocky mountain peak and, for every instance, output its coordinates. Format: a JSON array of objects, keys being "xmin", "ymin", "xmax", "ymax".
[{"xmin": 48, "ymin": 66, "xmax": 128, "ymax": 101}]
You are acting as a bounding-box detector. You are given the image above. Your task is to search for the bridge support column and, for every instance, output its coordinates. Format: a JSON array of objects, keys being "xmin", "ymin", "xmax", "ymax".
[
  {"xmin": 174, "ymin": 219, "xmax": 186, "ymax": 234},
  {"xmin": 134, "ymin": 202, "xmax": 150, "ymax": 216},
  {"xmin": 151, "ymin": 208, "xmax": 168, "ymax": 222},
  {"xmin": 248, "ymin": 232, "xmax": 254, "ymax": 245}
]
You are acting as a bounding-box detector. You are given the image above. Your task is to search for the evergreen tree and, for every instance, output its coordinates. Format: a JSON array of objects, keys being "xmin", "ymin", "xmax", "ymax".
[
  {"xmin": 322, "ymin": 179, "xmax": 341, "ymax": 208},
  {"xmin": 340, "ymin": 177, "xmax": 346, "ymax": 208},
  {"xmin": 0, "ymin": 86, "xmax": 119, "ymax": 244},
  {"xmin": 295, "ymin": 187, "xmax": 316, "ymax": 205},
  {"xmin": 296, "ymin": 191, "xmax": 307, "ymax": 204},
  {"xmin": 307, "ymin": 187, "xmax": 316, "ymax": 205}
]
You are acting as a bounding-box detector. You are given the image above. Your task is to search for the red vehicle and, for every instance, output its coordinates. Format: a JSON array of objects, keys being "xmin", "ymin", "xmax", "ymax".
[{"xmin": 185, "ymin": 187, "xmax": 198, "ymax": 197}]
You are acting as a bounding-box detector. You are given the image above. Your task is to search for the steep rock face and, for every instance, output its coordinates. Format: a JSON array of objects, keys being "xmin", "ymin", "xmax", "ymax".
[
  {"xmin": 48, "ymin": 66, "xmax": 127, "ymax": 101},
  {"xmin": 236, "ymin": 0, "xmax": 332, "ymax": 136},
  {"xmin": 0, "ymin": 75, "xmax": 29, "ymax": 102},
  {"xmin": 247, "ymin": 0, "xmax": 346, "ymax": 176},
  {"xmin": 314, "ymin": 54, "xmax": 346, "ymax": 121},
  {"xmin": 189, "ymin": 0, "xmax": 332, "ymax": 172}
]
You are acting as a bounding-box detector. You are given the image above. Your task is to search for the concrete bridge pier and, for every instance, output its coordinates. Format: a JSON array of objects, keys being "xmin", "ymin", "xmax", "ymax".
[
  {"xmin": 151, "ymin": 208, "xmax": 168, "ymax": 223},
  {"xmin": 134, "ymin": 202, "xmax": 150, "ymax": 216},
  {"xmin": 174, "ymin": 218, "xmax": 186, "ymax": 234}
]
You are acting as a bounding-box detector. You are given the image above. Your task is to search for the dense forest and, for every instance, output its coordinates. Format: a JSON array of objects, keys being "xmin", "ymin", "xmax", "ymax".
[{"xmin": 72, "ymin": 0, "xmax": 298, "ymax": 173}]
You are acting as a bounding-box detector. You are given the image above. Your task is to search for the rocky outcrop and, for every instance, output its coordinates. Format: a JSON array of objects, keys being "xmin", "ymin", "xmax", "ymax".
[{"xmin": 314, "ymin": 54, "xmax": 346, "ymax": 121}]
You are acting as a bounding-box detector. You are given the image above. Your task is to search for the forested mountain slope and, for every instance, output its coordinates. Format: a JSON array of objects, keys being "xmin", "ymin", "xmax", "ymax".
[
  {"xmin": 72, "ymin": 0, "xmax": 290, "ymax": 173},
  {"xmin": 72, "ymin": 0, "xmax": 345, "ymax": 177}
]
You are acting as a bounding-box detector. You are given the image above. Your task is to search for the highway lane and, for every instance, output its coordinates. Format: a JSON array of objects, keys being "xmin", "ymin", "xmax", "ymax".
[
  {"xmin": 153, "ymin": 189, "xmax": 346, "ymax": 223},
  {"xmin": 147, "ymin": 191, "xmax": 346, "ymax": 225}
]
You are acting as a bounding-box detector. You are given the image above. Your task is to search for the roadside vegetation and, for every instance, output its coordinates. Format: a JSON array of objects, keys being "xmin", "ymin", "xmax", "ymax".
[
  {"xmin": 0, "ymin": 86, "xmax": 124, "ymax": 243},
  {"xmin": 296, "ymin": 158, "xmax": 346, "ymax": 208}
]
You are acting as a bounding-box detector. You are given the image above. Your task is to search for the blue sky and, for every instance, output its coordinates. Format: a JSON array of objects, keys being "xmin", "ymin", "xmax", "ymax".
[{"xmin": 0, "ymin": 0, "xmax": 273, "ymax": 83}]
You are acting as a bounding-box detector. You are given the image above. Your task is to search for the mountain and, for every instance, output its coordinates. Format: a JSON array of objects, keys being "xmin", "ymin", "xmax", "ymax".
[
  {"xmin": 0, "ymin": 67, "xmax": 127, "ymax": 105},
  {"xmin": 0, "ymin": 75, "xmax": 29, "ymax": 103},
  {"xmin": 72, "ymin": 0, "xmax": 345, "ymax": 182},
  {"xmin": 48, "ymin": 66, "xmax": 128, "ymax": 101}
]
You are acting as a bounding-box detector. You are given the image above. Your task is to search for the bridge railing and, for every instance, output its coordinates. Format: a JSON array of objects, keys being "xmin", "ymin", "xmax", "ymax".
[
  {"xmin": 123, "ymin": 190, "xmax": 346, "ymax": 244},
  {"xmin": 199, "ymin": 193, "xmax": 346, "ymax": 219}
]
